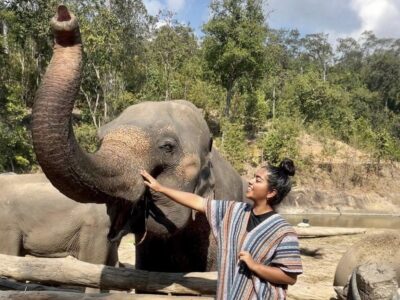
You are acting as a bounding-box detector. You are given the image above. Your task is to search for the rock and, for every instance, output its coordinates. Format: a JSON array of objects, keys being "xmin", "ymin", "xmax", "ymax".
[{"xmin": 346, "ymin": 263, "xmax": 398, "ymax": 300}]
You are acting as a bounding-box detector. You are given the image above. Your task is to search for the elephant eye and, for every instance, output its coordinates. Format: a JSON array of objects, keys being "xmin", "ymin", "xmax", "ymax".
[{"xmin": 159, "ymin": 142, "xmax": 175, "ymax": 153}]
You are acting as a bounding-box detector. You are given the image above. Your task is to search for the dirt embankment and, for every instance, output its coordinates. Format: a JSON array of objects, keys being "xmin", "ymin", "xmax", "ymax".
[{"xmin": 246, "ymin": 133, "xmax": 400, "ymax": 215}]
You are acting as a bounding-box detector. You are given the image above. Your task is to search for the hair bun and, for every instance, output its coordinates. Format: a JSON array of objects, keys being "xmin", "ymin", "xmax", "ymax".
[{"xmin": 279, "ymin": 158, "xmax": 295, "ymax": 176}]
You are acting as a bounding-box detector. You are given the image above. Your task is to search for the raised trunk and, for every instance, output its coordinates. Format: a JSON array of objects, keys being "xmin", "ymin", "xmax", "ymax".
[{"xmin": 32, "ymin": 6, "xmax": 141, "ymax": 204}]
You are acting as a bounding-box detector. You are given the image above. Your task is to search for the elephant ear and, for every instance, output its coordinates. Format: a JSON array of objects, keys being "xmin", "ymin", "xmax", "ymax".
[{"xmin": 194, "ymin": 157, "xmax": 215, "ymax": 200}]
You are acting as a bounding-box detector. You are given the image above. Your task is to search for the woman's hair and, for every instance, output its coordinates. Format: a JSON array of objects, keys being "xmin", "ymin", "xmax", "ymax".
[{"xmin": 262, "ymin": 158, "xmax": 295, "ymax": 207}]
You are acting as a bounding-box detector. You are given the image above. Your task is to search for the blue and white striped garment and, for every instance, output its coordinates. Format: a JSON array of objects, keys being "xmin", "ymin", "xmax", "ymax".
[{"xmin": 203, "ymin": 199, "xmax": 303, "ymax": 300}]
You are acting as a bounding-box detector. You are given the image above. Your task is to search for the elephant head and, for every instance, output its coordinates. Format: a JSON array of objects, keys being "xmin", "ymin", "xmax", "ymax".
[{"xmin": 32, "ymin": 6, "xmax": 233, "ymax": 239}]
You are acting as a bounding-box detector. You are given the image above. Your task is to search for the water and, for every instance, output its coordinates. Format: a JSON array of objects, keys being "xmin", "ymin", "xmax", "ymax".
[{"xmin": 282, "ymin": 214, "xmax": 400, "ymax": 229}]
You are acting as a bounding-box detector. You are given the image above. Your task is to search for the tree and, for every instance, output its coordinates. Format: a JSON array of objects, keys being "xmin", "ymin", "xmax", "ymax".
[
  {"xmin": 73, "ymin": 0, "xmax": 151, "ymax": 127},
  {"xmin": 0, "ymin": 0, "xmax": 59, "ymax": 172},
  {"xmin": 146, "ymin": 10, "xmax": 199, "ymax": 101},
  {"xmin": 301, "ymin": 33, "xmax": 333, "ymax": 82},
  {"xmin": 108, "ymin": 0, "xmax": 153, "ymax": 94},
  {"xmin": 202, "ymin": 0, "xmax": 267, "ymax": 116},
  {"xmin": 363, "ymin": 51, "xmax": 400, "ymax": 113},
  {"xmin": 220, "ymin": 120, "xmax": 247, "ymax": 173},
  {"xmin": 258, "ymin": 117, "xmax": 300, "ymax": 165}
]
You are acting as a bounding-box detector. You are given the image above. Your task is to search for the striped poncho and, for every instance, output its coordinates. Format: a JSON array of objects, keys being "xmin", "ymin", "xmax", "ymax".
[{"xmin": 203, "ymin": 199, "xmax": 303, "ymax": 300}]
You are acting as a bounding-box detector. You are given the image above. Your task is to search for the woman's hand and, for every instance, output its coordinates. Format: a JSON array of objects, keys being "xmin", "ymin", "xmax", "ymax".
[
  {"xmin": 240, "ymin": 251, "xmax": 298, "ymax": 285},
  {"xmin": 140, "ymin": 170, "xmax": 205, "ymax": 212},
  {"xmin": 140, "ymin": 170, "xmax": 163, "ymax": 192},
  {"xmin": 238, "ymin": 251, "xmax": 256, "ymax": 270}
]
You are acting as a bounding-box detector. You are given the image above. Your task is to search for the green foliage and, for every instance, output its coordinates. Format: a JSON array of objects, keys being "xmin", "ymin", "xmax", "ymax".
[
  {"xmin": 219, "ymin": 120, "xmax": 247, "ymax": 173},
  {"xmin": 1, "ymin": 0, "xmax": 400, "ymax": 175},
  {"xmin": 202, "ymin": 0, "xmax": 267, "ymax": 115},
  {"xmin": 349, "ymin": 117, "xmax": 377, "ymax": 151},
  {"xmin": 187, "ymin": 79, "xmax": 224, "ymax": 112},
  {"xmin": 138, "ymin": 11, "xmax": 200, "ymax": 102},
  {"xmin": 244, "ymin": 90, "xmax": 269, "ymax": 135},
  {"xmin": 373, "ymin": 130, "xmax": 400, "ymax": 163},
  {"xmin": 258, "ymin": 117, "xmax": 301, "ymax": 165},
  {"xmin": 363, "ymin": 51, "xmax": 400, "ymax": 112},
  {"xmin": 0, "ymin": 78, "xmax": 34, "ymax": 172},
  {"xmin": 74, "ymin": 123, "xmax": 99, "ymax": 153}
]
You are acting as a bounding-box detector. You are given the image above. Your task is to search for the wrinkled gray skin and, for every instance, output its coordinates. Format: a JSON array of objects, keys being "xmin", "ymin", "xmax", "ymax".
[
  {"xmin": 0, "ymin": 173, "xmax": 126, "ymax": 266},
  {"xmin": 334, "ymin": 232, "xmax": 400, "ymax": 287},
  {"xmin": 31, "ymin": 6, "xmax": 245, "ymax": 272}
]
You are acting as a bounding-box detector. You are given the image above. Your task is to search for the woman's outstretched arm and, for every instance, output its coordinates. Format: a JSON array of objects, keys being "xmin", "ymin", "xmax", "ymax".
[{"xmin": 141, "ymin": 170, "xmax": 205, "ymax": 213}]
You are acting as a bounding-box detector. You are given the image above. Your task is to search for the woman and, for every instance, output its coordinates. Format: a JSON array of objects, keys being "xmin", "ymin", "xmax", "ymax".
[{"xmin": 141, "ymin": 158, "xmax": 302, "ymax": 299}]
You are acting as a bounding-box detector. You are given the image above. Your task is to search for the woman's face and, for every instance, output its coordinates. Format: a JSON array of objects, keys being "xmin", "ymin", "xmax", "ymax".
[{"xmin": 246, "ymin": 168, "xmax": 270, "ymax": 201}]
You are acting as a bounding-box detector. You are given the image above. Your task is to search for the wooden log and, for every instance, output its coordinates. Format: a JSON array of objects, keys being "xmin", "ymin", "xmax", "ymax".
[
  {"xmin": 0, "ymin": 277, "xmax": 82, "ymax": 292},
  {"xmin": 0, "ymin": 291, "xmax": 214, "ymax": 300},
  {"xmin": 295, "ymin": 226, "xmax": 366, "ymax": 238},
  {"xmin": 0, "ymin": 255, "xmax": 216, "ymax": 295}
]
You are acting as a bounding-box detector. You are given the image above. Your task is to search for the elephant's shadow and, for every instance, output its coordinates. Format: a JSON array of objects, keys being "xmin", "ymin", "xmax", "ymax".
[{"xmin": 300, "ymin": 247, "xmax": 323, "ymax": 259}]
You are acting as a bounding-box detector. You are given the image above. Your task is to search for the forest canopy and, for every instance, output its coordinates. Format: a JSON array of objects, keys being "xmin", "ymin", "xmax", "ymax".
[{"xmin": 1, "ymin": 0, "xmax": 399, "ymax": 174}]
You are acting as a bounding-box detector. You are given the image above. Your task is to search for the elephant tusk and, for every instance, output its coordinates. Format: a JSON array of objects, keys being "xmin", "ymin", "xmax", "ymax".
[
  {"xmin": 134, "ymin": 189, "xmax": 150, "ymax": 246},
  {"xmin": 350, "ymin": 268, "xmax": 362, "ymax": 300}
]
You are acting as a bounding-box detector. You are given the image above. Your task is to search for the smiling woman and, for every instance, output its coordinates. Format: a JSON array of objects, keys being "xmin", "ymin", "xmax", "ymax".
[{"xmin": 141, "ymin": 158, "xmax": 303, "ymax": 300}]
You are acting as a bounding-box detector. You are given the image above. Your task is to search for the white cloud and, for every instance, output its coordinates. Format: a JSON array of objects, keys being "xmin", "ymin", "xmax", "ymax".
[
  {"xmin": 167, "ymin": 0, "xmax": 186, "ymax": 12},
  {"xmin": 143, "ymin": 0, "xmax": 164, "ymax": 15},
  {"xmin": 144, "ymin": 0, "xmax": 187, "ymax": 15},
  {"xmin": 350, "ymin": 0, "xmax": 400, "ymax": 38},
  {"xmin": 265, "ymin": 0, "xmax": 400, "ymax": 46}
]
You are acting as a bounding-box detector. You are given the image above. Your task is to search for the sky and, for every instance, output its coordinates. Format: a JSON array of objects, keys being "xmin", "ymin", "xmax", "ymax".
[{"xmin": 143, "ymin": 0, "xmax": 400, "ymax": 44}]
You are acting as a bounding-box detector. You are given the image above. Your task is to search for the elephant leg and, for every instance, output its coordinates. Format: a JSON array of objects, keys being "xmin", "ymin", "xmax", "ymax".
[
  {"xmin": 105, "ymin": 242, "xmax": 120, "ymax": 267},
  {"xmin": 135, "ymin": 214, "xmax": 212, "ymax": 272},
  {"xmin": 0, "ymin": 229, "xmax": 22, "ymax": 256},
  {"xmin": 77, "ymin": 221, "xmax": 110, "ymax": 265},
  {"xmin": 78, "ymin": 224, "xmax": 118, "ymax": 293}
]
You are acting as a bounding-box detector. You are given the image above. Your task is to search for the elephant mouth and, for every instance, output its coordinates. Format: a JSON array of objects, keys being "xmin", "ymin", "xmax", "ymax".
[
  {"xmin": 109, "ymin": 188, "xmax": 179, "ymax": 241},
  {"xmin": 108, "ymin": 166, "xmax": 191, "ymax": 241},
  {"xmin": 140, "ymin": 188, "xmax": 178, "ymax": 234},
  {"xmin": 146, "ymin": 200, "xmax": 179, "ymax": 234}
]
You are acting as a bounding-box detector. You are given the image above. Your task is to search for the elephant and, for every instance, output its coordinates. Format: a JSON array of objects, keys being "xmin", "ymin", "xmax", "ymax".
[
  {"xmin": 333, "ymin": 231, "xmax": 400, "ymax": 287},
  {"xmin": 31, "ymin": 5, "xmax": 245, "ymax": 272},
  {"xmin": 0, "ymin": 173, "xmax": 130, "ymax": 266}
]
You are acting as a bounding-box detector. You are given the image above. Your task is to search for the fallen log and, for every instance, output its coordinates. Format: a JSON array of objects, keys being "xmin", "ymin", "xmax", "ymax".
[
  {"xmin": 0, "ymin": 291, "xmax": 214, "ymax": 300},
  {"xmin": 0, "ymin": 277, "xmax": 82, "ymax": 293},
  {"xmin": 0, "ymin": 255, "xmax": 216, "ymax": 295},
  {"xmin": 295, "ymin": 226, "xmax": 366, "ymax": 238}
]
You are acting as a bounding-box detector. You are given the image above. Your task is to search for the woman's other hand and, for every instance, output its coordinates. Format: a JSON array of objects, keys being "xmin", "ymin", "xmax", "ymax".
[{"xmin": 238, "ymin": 251, "xmax": 256, "ymax": 270}]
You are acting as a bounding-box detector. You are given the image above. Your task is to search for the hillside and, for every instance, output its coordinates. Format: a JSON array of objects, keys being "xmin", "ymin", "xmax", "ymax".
[{"xmin": 257, "ymin": 133, "xmax": 400, "ymax": 215}]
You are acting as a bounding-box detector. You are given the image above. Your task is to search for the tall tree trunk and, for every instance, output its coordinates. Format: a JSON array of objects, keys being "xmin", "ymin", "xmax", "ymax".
[
  {"xmin": 272, "ymin": 86, "xmax": 276, "ymax": 119},
  {"xmin": 1, "ymin": 20, "xmax": 8, "ymax": 54},
  {"xmin": 225, "ymin": 86, "xmax": 234, "ymax": 117},
  {"xmin": 164, "ymin": 62, "xmax": 170, "ymax": 101},
  {"xmin": 80, "ymin": 87, "xmax": 100, "ymax": 128}
]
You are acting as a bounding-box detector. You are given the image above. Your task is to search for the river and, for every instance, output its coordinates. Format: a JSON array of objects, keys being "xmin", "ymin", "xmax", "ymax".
[{"xmin": 283, "ymin": 214, "xmax": 400, "ymax": 229}]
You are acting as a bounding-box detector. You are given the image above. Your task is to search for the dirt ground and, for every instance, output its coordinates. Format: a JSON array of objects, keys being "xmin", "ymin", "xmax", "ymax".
[{"xmin": 117, "ymin": 228, "xmax": 398, "ymax": 300}]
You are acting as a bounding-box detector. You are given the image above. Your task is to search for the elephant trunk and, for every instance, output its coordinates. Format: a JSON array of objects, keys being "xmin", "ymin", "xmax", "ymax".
[{"xmin": 32, "ymin": 6, "xmax": 144, "ymax": 204}]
